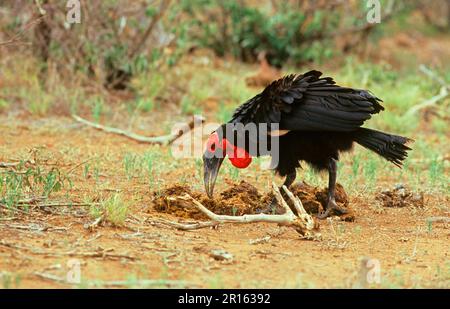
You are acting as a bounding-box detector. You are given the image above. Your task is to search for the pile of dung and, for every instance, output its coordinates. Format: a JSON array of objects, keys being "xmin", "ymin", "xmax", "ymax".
[
  {"xmin": 152, "ymin": 181, "xmax": 262, "ymax": 220},
  {"xmin": 152, "ymin": 184, "xmax": 204, "ymax": 219},
  {"xmin": 376, "ymin": 184, "xmax": 424, "ymax": 208},
  {"xmin": 215, "ymin": 180, "xmax": 263, "ymax": 213},
  {"xmin": 263, "ymin": 182, "xmax": 350, "ymax": 214},
  {"xmin": 152, "ymin": 180, "xmax": 353, "ymax": 220},
  {"xmin": 292, "ymin": 182, "xmax": 349, "ymax": 213}
]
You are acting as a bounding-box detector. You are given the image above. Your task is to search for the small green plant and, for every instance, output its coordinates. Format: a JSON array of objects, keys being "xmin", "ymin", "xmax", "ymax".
[
  {"xmin": 0, "ymin": 98, "xmax": 9, "ymax": 112},
  {"xmin": 352, "ymin": 154, "xmax": 361, "ymax": 178},
  {"xmin": 180, "ymin": 95, "xmax": 201, "ymax": 115},
  {"xmin": 123, "ymin": 153, "xmax": 139, "ymax": 180},
  {"xmin": 91, "ymin": 97, "xmax": 105, "ymax": 122},
  {"xmin": 303, "ymin": 166, "xmax": 321, "ymax": 187},
  {"xmin": 1, "ymin": 272, "xmax": 22, "ymax": 289},
  {"xmin": 208, "ymin": 273, "xmax": 225, "ymax": 289},
  {"xmin": 83, "ymin": 163, "xmax": 90, "ymax": 179},
  {"xmin": 0, "ymin": 161, "xmax": 70, "ymax": 210},
  {"xmin": 426, "ymin": 219, "xmax": 433, "ymax": 233},
  {"xmin": 135, "ymin": 97, "xmax": 154, "ymax": 113},
  {"xmin": 143, "ymin": 150, "xmax": 162, "ymax": 188},
  {"xmin": 194, "ymin": 158, "xmax": 203, "ymax": 181},
  {"xmin": 363, "ymin": 156, "xmax": 378, "ymax": 186},
  {"xmin": 90, "ymin": 193, "xmax": 129, "ymax": 226},
  {"xmin": 226, "ymin": 164, "xmax": 240, "ymax": 181},
  {"xmin": 123, "ymin": 150, "xmax": 164, "ymax": 184},
  {"xmin": 26, "ymin": 88, "xmax": 52, "ymax": 115},
  {"xmin": 143, "ymin": 151, "xmax": 157, "ymax": 176},
  {"xmin": 428, "ymin": 157, "xmax": 444, "ymax": 186}
]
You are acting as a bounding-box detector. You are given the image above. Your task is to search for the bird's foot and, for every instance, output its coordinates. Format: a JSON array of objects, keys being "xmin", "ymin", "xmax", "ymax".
[{"xmin": 317, "ymin": 200, "xmax": 348, "ymax": 219}]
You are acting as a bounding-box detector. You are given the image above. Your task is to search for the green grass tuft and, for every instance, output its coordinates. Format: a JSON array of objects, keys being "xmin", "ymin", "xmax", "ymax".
[{"xmin": 90, "ymin": 193, "xmax": 129, "ymax": 226}]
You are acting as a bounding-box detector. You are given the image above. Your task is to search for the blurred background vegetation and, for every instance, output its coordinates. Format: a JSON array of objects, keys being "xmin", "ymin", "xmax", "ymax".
[
  {"xmin": 0, "ymin": 1, "xmax": 448, "ymax": 94},
  {"xmin": 0, "ymin": 0, "xmax": 448, "ymax": 193},
  {"xmin": 0, "ymin": 0, "xmax": 448, "ymax": 140}
]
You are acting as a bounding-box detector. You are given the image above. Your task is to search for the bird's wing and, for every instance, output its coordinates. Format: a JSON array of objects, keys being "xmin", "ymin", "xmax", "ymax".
[{"xmin": 231, "ymin": 70, "xmax": 385, "ymax": 132}]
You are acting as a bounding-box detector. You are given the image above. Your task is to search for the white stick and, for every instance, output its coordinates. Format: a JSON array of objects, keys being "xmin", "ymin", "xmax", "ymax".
[
  {"xmin": 72, "ymin": 114, "xmax": 204, "ymax": 145},
  {"xmin": 169, "ymin": 182, "xmax": 320, "ymax": 239}
]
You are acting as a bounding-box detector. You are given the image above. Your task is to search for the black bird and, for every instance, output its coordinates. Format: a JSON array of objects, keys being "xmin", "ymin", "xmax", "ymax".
[{"xmin": 203, "ymin": 70, "xmax": 412, "ymax": 218}]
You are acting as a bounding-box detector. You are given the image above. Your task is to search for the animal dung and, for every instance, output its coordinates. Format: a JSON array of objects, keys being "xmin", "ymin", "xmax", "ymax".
[
  {"xmin": 376, "ymin": 184, "xmax": 424, "ymax": 208},
  {"xmin": 152, "ymin": 180, "xmax": 354, "ymax": 220}
]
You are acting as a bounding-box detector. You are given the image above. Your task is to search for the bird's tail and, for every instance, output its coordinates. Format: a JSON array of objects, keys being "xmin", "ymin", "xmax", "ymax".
[{"xmin": 353, "ymin": 128, "xmax": 412, "ymax": 167}]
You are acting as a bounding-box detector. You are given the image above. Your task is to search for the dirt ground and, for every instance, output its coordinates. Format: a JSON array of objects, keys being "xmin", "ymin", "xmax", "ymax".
[{"xmin": 0, "ymin": 116, "xmax": 448, "ymax": 289}]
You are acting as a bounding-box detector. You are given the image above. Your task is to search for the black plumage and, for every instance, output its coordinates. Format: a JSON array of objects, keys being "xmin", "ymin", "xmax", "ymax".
[
  {"xmin": 203, "ymin": 70, "xmax": 412, "ymax": 218},
  {"xmin": 230, "ymin": 70, "xmax": 410, "ymax": 170}
]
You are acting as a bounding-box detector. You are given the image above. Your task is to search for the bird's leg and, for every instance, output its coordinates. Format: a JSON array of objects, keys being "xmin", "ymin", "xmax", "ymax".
[
  {"xmin": 258, "ymin": 170, "xmax": 296, "ymax": 214},
  {"xmin": 282, "ymin": 170, "xmax": 297, "ymax": 188},
  {"xmin": 318, "ymin": 158, "xmax": 348, "ymax": 219}
]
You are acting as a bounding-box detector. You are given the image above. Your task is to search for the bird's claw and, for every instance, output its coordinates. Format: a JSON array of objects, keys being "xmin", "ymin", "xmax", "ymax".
[{"xmin": 317, "ymin": 200, "xmax": 348, "ymax": 219}]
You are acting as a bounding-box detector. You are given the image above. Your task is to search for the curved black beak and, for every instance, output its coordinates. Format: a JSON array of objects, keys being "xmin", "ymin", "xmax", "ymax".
[{"xmin": 203, "ymin": 151, "xmax": 225, "ymax": 199}]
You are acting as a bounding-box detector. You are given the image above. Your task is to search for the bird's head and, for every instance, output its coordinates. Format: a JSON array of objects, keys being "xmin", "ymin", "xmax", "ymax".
[{"xmin": 203, "ymin": 127, "xmax": 252, "ymax": 198}]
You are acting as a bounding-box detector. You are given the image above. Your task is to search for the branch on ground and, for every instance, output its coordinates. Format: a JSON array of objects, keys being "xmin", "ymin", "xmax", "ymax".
[
  {"xmin": 405, "ymin": 65, "xmax": 449, "ymax": 116},
  {"xmin": 33, "ymin": 271, "xmax": 195, "ymax": 288},
  {"xmin": 0, "ymin": 162, "xmax": 21, "ymax": 168},
  {"xmin": 164, "ymin": 182, "xmax": 321, "ymax": 239},
  {"xmin": 72, "ymin": 114, "xmax": 204, "ymax": 145}
]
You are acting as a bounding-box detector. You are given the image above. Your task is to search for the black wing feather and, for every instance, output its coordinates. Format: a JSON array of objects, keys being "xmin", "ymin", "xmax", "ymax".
[{"xmin": 230, "ymin": 70, "xmax": 384, "ymax": 132}]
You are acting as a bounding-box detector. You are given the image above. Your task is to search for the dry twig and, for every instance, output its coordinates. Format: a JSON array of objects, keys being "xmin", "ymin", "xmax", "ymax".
[
  {"xmin": 153, "ymin": 218, "xmax": 219, "ymax": 231},
  {"xmin": 0, "ymin": 15, "xmax": 46, "ymax": 47},
  {"xmin": 72, "ymin": 114, "xmax": 204, "ymax": 145},
  {"xmin": 33, "ymin": 271, "xmax": 194, "ymax": 287},
  {"xmin": 426, "ymin": 217, "xmax": 450, "ymax": 223},
  {"xmin": 0, "ymin": 240, "xmax": 135, "ymax": 261},
  {"xmin": 84, "ymin": 215, "xmax": 104, "ymax": 231},
  {"xmin": 0, "ymin": 162, "xmax": 21, "ymax": 168},
  {"xmin": 405, "ymin": 86, "xmax": 449, "ymax": 116},
  {"xmin": 405, "ymin": 65, "xmax": 449, "ymax": 116},
  {"xmin": 165, "ymin": 182, "xmax": 320, "ymax": 239}
]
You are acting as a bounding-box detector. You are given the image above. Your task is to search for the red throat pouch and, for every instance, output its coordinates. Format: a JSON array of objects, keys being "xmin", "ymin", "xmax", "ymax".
[
  {"xmin": 206, "ymin": 133, "xmax": 252, "ymax": 169},
  {"xmin": 225, "ymin": 140, "xmax": 252, "ymax": 169},
  {"xmin": 228, "ymin": 152, "xmax": 252, "ymax": 168}
]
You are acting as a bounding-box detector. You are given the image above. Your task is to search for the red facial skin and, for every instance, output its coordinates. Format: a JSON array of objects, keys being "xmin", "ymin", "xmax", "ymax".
[{"xmin": 206, "ymin": 133, "xmax": 252, "ymax": 168}]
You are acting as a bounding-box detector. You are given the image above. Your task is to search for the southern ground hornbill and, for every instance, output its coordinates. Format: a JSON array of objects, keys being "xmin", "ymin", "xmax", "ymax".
[{"xmin": 203, "ymin": 70, "xmax": 412, "ymax": 218}]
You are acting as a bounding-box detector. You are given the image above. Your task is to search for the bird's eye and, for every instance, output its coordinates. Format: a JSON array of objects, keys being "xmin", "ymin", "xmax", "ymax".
[{"xmin": 206, "ymin": 132, "xmax": 222, "ymax": 153}]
